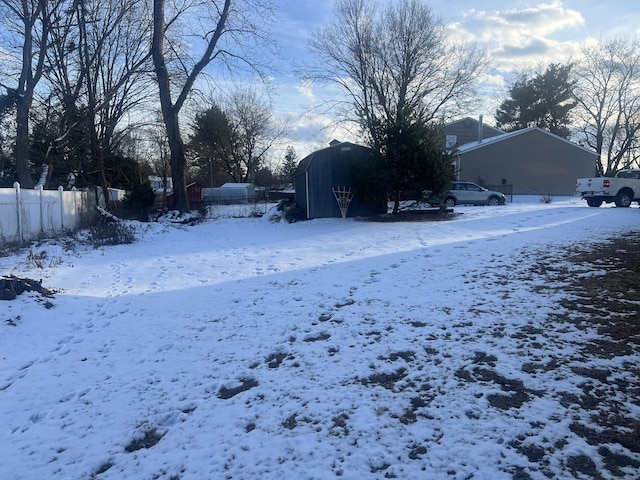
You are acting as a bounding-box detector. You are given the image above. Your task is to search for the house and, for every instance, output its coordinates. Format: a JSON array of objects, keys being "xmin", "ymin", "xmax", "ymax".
[
  {"xmin": 203, "ymin": 183, "xmax": 256, "ymax": 204},
  {"xmin": 454, "ymin": 127, "xmax": 598, "ymax": 196},
  {"xmin": 148, "ymin": 176, "xmax": 173, "ymax": 194},
  {"xmin": 294, "ymin": 141, "xmax": 387, "ymax": 219},
  {"xmin": 96, "ymin": 187, "xmax": 127, "ymax": 207},
  {"xmin": 443, "ymin": 116, "xmax": 504, "ymax": 150}
]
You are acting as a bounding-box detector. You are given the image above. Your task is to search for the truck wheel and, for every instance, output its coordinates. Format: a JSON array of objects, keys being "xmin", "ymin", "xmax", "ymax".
[
  {"xmin": 615, "ymin": 190, "xmax": 633, "ymax": 208},
  {"xmin": 586, "ymin": 198, "xmax": 602, "ymax": 208}
]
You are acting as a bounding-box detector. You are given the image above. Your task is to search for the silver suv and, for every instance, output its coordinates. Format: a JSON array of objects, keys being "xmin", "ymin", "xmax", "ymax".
[{"xmin": 443, "ymin": 181, "xmax": 506, "ymax": 207}]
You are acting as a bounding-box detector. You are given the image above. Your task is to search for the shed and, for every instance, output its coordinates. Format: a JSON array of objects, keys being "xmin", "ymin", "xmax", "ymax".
[
  {"xmin": 454, "ymin": 127, "xmax": 598, "ymax": 196},
  {"xmin": 203, "ymin": 183, "xmax": 256, "ymax": 204},
  {"xmin": 294, "ymin": 141, "xmax": 386, "ymax": 219},
  {"xmin": 167, "ymin": 182, "xmax": 204, "ymax": 210}
]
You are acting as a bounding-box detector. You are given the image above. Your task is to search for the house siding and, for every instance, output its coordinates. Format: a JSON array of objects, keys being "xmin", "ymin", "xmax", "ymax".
[
  {"xmin": 443, "ymin": 117, "xmax": 504, "ymax": 149},
  {"xmin": 457, "ymin": 129, "xmax": 597, "ymax": 196}
]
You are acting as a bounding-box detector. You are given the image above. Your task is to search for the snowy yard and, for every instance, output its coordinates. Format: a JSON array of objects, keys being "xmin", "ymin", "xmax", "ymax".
[{"xmin": 1, "ymin": 197, "xmax": 639, "ymax": 480}]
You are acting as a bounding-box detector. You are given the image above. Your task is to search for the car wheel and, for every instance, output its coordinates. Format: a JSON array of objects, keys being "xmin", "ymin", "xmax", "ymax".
[
  {"xmin": 586, "ymin": 198, "xmax": 602, "ymax": 208},
  {"xmin": 487, "ymin": 196, "xmax": 501, "ymax": 206},
  {"xmin": 615, "ymin": 190, "xmax": 633, "ymax": 208},
  {"xmin": 444, "ymin": 197, "xmax": 456, "ymax": 208}
]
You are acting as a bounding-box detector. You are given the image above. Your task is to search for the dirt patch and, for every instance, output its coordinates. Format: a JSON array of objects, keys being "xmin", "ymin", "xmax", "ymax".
[
  {"xmin": 523, "ymin": 232, "xmax": 640, "ymax": 477},
  {"xmin": 124, "ymin": 428, "xmax": 165, "ymax": 452},
  {"xmin": 303, "ymin": 332, "xmax": 331, "ymax": 342},
  {"xmin": 360, "ymin": 368, "xmax": 408, "ymax": 390},
  {"xmin": 217, "ymin": 377, "xmax": 258, "ymax": 400},
  {"xmin": 365, "ymin": 208, "xmax": 459, "ymax": 222}
]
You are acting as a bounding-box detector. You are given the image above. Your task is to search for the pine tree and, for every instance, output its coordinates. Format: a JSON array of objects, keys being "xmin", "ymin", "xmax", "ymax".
[
  {"xmin": 496, "ymin": 63, "xmax": 576, "ymax": 138},
  {"xmin": 279, "ymin": 146, "xmax": 299, "ymax": 184}
]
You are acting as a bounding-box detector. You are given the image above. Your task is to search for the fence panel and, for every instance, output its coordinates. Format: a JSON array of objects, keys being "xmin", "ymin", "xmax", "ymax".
[
  {"xmin": 0, "ymin": 184, "xmax": 95, "ymax": 244},
  {"xmin": 0, "ymin": 188, "xmax": 20, "ymax": 241}
]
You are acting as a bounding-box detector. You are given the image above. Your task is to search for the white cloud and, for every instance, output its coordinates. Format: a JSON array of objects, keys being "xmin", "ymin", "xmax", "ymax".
[
  {"xmin": 295, "ymin": 80, "xmax": 316, "ymax": 101},
  {"xmin": 448, "ymin": 2, "xmax": 585, "ymax": 71}
]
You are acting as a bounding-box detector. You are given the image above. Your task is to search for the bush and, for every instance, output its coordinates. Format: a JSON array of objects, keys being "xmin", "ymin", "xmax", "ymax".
[
  {"xmin": 86, "ymin": 208, "xmax": 136, "ymax": 247},
  {"xmin": 123, "ymin": 181, "xmax": 156, "ymax": 221}
]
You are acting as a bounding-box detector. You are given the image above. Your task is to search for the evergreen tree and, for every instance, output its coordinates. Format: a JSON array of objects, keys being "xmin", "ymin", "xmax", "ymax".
[
  {"xmin": 123, "ymin": 180, "xmax": 156, "ymax": 221},
  {"xmin": 496, "ymin": 63, "xmax": 576, "ymax": 138},
  {"xmin": 188, "ymin": 105, "xmax": 240, "ymax": 183},
  {"xmin": 353, "ymin": 117, "xmax": 454, "ymax": 214},
  {"xmin": 279, "ymin": 146, "xmax": 299, "ymax": 184}
]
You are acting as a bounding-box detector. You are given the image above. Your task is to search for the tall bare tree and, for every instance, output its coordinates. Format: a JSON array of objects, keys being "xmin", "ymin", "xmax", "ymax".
[
  {"xmin": 42, "ymin": 0, "xmax": 153, "ymax": 196},
  {"xmin": 76, "ymin": 0, "xmax": 153, "ymax": 201},
  {"xmin": 573, "ymin": 38, "xmax": 640, "ymax": 176},
  {"xmin": 152, "ymin": 0, "xmax": 275, "ymax": 212},
  {"xmin": 0, "ymin": 0, "xmax": 64, "ymax": 188},
  {"xmin": 307, "ymin": 0, "xmax": 486, "ymax": 150},
  {"xmin": 307, "ymin": 0, "xmax": 484, "ymax": 213}
]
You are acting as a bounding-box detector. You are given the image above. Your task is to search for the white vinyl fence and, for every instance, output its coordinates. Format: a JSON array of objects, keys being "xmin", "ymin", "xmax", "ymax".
[{"xmin": 0, "ymin": 183, "xmax": 96, "ymax": 244}]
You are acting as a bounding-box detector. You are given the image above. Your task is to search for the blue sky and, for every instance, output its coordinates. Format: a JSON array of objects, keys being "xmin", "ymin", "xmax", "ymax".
[{"xmin": 269, "ymin": 0, "xmax": 640, "ymax": 159}]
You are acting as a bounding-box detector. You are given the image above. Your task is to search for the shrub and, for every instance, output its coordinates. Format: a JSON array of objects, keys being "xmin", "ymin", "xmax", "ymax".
[
  {"xmin": 282, "ymin": 201, "xmax": 303, "ymax": 223},
  {"xmin": 86, "ymin": 208, "xmax": 136, "ymax": 247},
  {"xmin": 123, "ymin": 181, "xmax": 156, "ymax": 221}
]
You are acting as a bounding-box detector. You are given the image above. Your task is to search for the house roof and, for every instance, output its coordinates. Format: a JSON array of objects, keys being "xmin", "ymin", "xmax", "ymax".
[
  {"xmin": 445, "ymin": 116, "xmax": 504, "ymax": 135},
  {"xmin": 455, "ymin": 126, "xmax": 597, "ymax": 157}
]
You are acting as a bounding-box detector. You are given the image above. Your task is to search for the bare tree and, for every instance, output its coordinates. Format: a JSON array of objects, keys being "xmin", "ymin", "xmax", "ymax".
[
  {"xmin": 307, "ymin": 0, "xmax": 484, "ymax": 213},
  {"xmin": 188, "ymin": 90, "xmax": 287, "ymax": 184},
  {"xmin": 227, "ymin": 89, "xmax": 288, "ymax": 182},
  {"xmin": 76, "ymin": 0, "xmax": 153, "ymax": 201},
  {"xmin": 42, "ymin": 0, "xmax": 153, "ymax": 197},
  {"xmin": 0, "ymin": 0, "xmax": 64, "ymax": 188},
  {"xmin": 573, "ymin": 38, "xmax": 640, "ymax": 176},
  {"xmin": 152, "ymin": 0, "xmax": 275, "ymax": 212},
  {"xmin": 307, "ymin": 0, "xmax": 486, "ymax": 150}
]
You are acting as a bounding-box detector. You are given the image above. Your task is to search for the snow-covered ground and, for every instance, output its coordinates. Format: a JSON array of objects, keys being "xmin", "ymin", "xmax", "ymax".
[{"xmin": 1, "ymin": 196, "xmax": 639, "ymax": 480}]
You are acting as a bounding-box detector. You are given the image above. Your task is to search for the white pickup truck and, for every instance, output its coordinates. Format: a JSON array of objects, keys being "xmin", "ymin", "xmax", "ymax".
[{"xmin": 575, "ymin": 169, "xmax": 640, "ymax": 207}]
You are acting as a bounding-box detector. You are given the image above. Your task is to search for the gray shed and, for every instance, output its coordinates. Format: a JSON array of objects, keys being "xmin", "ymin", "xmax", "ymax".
[
  {"xmin": 294, "ymin": 141, "xmax": 386, "ymax": 219},
  {"xmin": 203, "ymin": 183, "xmax": 256, "ymax": 204},
  {"xmin": 455, "ymin": 127, "xmax": 598, "ymax": 196}
]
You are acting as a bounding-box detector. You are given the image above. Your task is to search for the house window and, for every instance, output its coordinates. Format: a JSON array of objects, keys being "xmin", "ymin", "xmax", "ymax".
[
  {"xmin": 501, "ymin": 178, "xmax": 507, "ymax": 185},
  {"xmin": 445, "ymin": 135, "xmax": 457, "ymax": 149}
]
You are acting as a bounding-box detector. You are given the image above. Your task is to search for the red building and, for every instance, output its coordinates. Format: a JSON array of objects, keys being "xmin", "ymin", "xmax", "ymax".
[{"xmin": 166, "ymin": 182, "xmax": 204, "ymax": 211}]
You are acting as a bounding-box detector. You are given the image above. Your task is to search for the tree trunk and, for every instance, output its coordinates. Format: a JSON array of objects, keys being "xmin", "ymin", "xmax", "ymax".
[
  {"xmin": 77, "ymin": 0, "xmax": 111, "ymax": 209},
  {"xmin": 152, "ymin": 0, "xmax": 189, "ymax": 213},
  {"xmin": 165, "ymin": 110, "xmax": 189, "ymax": 212},
  {"xmin": 15, "ymin": 94, "xmax": 34, "ymax": 188}
]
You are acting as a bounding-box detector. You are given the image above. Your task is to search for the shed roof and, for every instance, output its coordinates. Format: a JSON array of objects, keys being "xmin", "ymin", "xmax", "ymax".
[
  {"xmin": 220, "ymin": 183, "xmax": 254, "ymax": 189},
  {"xmin": 296, "ymin": 141, "xmax": 368, "ymax": 176}
]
